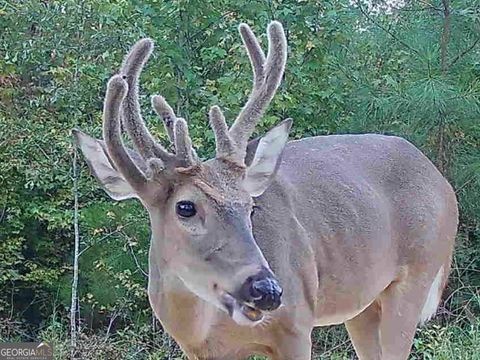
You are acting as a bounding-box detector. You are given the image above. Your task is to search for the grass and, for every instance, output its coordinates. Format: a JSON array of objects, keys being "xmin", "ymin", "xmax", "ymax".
[
  {"xmin": 1, "ymin": 317, "xmax": 476, "ymax": 359},
  {"xmin": 2, "ymin": 268, "xmax": 479, "ymax": 360}
]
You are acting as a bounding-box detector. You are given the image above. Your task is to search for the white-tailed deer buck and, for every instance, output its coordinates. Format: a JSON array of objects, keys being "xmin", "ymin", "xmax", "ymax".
[{"xmin": 74, "ymin": 21, "xmax": 458, "ymax": 360}]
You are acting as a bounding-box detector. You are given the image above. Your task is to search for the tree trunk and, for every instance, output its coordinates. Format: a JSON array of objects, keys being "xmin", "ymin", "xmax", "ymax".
[
  {"xmin": 437, "ymin": 0, "xmax": 451, "ymax": 174},
  {"xmin": 70, "ymin": 142, "xmax": 80, "ymax": 359}
]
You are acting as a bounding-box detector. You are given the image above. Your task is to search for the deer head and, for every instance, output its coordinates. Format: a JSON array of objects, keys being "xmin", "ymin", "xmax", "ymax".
[{"xmin": 73, "ymin": 21, "xmax": 289, "ymax": 326}]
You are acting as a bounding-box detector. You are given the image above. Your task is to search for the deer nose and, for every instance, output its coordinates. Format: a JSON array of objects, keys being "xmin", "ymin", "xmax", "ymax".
[
  {"xmin": 250, "ymin": 277, "xmax": 283, "ymax": 311},
  {"xmin": 240, "ymin": 269, "xmax": 283, "ymax": 311}
]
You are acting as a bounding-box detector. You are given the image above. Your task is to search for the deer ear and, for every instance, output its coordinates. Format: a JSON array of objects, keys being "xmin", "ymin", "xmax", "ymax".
[
  {"xmin": 243, "ymin": 119, "xmax": 292, "ymax": 197},
  {"xmin": 72, "ymin": 129, "xmax": 139, "ymax": 201}
]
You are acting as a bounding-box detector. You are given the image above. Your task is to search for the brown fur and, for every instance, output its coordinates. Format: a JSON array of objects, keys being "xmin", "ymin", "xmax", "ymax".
[{"xmin": 144, "ymin": 134, "xmax": 457, "ymax": 360}]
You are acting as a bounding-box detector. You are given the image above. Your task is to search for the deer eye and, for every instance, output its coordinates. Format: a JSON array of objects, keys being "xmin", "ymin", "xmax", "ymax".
[{"xmin": 176, "ymin": 201, "xmax": 196, "ymax": 218}]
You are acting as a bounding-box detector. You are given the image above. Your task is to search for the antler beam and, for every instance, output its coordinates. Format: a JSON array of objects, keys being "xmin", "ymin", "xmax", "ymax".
[
  {"xmin": 228, "ymin": 21, "xmax": 287, "ymax": 161},
  {"xmin": 117, "ymin": 38, "xmax": 198, "ymax": 172},
  {"xmin": 120, "ymin": 39, "xmax": 175, "ymax": 164},
  {"xmin": 103, "ymin": 75, "xmax": 147, "ymax": 190}
]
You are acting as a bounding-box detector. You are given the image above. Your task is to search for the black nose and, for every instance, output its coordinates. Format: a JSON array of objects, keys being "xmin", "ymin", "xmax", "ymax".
[
  {"xmin": 250, "ymin": 277, "xmax": 283, "ymax": 311},
  {"xmin": 240, "ymin": 270, "xmax": 283, "ymax": 311}
]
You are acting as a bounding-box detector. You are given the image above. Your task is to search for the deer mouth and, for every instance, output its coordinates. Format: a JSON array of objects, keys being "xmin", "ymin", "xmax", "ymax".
[
  {"xmin": 220, "ymin": 292, "xmax": 264, "ymax": 324},
  {"xmin": 240, "ymin": 303, "xmax": 263, "ymax": 322}
]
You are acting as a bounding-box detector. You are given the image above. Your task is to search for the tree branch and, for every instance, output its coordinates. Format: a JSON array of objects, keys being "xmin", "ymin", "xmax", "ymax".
[
  {"xmin": 449, "ymin": 38, "xmax": 480, "ymax": 68},
  {"xmin": 417, "ymin": 0, "xmax": 443, "ymax": 12},
  {"xmin": 78, "ymin": 221, "xmax": 139, "ymax": 257},
  {"xmin": 356, "ymin": 1, "xmax": 419, "ymax": 55},
  {"xmin": 121, "ymin": 231, "xmax": 148, "ymax": 278}
]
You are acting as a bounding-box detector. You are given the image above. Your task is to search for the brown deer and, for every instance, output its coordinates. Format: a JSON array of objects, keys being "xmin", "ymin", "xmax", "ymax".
[{"xmin": 73, "ymin": 21, "xmax": 458, "ymax": 360}]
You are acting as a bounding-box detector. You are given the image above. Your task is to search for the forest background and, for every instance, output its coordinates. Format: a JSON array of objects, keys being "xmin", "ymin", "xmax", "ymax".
[{"xmin": 0, "ymin": 0, "xmax": 479, "ymax": 358}]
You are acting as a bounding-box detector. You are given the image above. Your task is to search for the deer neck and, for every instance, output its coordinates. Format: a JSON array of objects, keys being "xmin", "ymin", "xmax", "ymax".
[{"xmin": 147, "ymin": 244, "xmax": 218, "ymax": 347}]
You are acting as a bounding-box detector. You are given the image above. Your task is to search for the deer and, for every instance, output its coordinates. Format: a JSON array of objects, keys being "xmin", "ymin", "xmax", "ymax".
[{"xmin": 73, "ymin": 21, "xmax": 458, "ymax": 360}]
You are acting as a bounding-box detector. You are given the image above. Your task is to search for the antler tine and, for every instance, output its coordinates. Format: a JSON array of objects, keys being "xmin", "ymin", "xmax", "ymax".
[
  {"xmin": 121, "ymin": 38, "xmax": 174, "ymax": 163},
  {"xmin": 229, "ymin": 21, "xmax": 287, "ymax": 160},
  {"xmin": 238, "ymin": 24, "xmax": 266, "ymax": 88},
  {"xmin": 152, "ymin": 95, "xmax": 177, "ymax": 144},
  {"xmin": 264, "ymin": 22, "xmax": 287, "ymax": 95},
  {"xmin": 209, "ymin": 105, "xmax": 235, "ymax": 158},
  {"xmin": 103, "ymin": 75, "xmax": 147, "ymax": 190},
  {"xmin": 174, "ymin": 118, "xmax": 196, "ymax": 167},
  {"xmin": 152, "ymin": 94, "xmax": 200, "ymax": 164}
]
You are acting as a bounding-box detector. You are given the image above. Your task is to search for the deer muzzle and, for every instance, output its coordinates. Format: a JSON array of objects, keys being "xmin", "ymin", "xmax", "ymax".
[{"xmin": 240, "ymin": 268, "xmax": 283, "ymax": 312}]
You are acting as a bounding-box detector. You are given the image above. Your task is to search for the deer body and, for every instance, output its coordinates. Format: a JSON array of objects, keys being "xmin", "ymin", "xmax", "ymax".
[
  {"xmin": 146, "ymin": 134, "xmax": 457, "ymax": 359},
  {"xmin": 74, "ymin": 21, "xmax": 457, "ymax": 360}
]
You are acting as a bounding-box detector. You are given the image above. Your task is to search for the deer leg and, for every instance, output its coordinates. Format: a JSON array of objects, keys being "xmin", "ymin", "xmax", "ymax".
[
  {"xmin": 344, "ymin": 300, "xmax": 382, "ymax": 360},
  {"xmin": 270, "ymin": 333, "xmax": 312, "ymax": 360},
  {"xmin": 376, "ymin": 268, "xmax": 438, "ymax": 360}
]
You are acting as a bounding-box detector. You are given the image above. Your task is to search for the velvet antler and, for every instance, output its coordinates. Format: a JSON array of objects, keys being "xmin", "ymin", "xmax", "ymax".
[
  {"xmin": 204, "ymin": 21, "xmax": 287, "ymax": 164},
  {"xmin": 103, "ymin": 21, "xmax": 287, "ymax": 184},
  {"xmin": 228, "ymin": 21, "xmax": 287, "ymax": 161}
]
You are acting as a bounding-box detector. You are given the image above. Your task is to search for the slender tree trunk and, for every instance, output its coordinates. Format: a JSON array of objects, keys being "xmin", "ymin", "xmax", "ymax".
[
  {"xmin": 440, "ymin": 0, "xmax": 451, "ymax": 73},
  {"xmin": 70, "ymin": 143, "xmax": 80, "ymax": 359},
  {"xmin": 437, "ymin": 0, "xmax": 451, "ymax": 174}
]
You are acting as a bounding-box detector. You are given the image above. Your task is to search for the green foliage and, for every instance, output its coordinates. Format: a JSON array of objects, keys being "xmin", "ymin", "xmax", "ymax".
[
  {"xmin": 0, "ymin": 0, "xmax": 479, "ymax": 358},
  {"xmin": 35, "ymin": 315, "xmax": 183, "ymax": 360},
  {"xmin": 412, "ymin": 324, "xmax": 480, "ymax": 360},
  {"xmin": 7, "ymin": 316, "xmax": 478, "ymax": 360}
]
